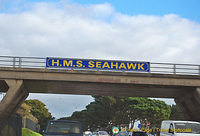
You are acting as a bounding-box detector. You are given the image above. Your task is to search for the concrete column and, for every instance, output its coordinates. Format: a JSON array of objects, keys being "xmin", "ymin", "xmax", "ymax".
[
  {"xmin": 175, "ymin": 88, "xmax": 200, "ymax": 121},
  {"xmin": 0, "ymin": 80, "xmax": 29, "ymax": 129}
]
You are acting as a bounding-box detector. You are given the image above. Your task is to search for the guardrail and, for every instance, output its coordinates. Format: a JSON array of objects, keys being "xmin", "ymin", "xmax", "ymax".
[{"xmin": 0, "ymin": 56, "xmax": 200, "ymax": 75}]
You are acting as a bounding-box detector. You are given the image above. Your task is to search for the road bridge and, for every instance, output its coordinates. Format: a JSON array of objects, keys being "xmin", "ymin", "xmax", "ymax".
[{"xmin": 0, "ymin": 56, "xmax": 200, "ymax": 128}]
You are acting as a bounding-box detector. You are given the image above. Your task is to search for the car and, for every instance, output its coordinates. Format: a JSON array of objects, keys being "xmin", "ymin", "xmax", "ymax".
[
  {"xmin": 43, "ymin": 120, "xmax": 83, "ymax": 136},
  {"xmin": 92, "ymin": 132, "xmax": 98, "ymax": 136},
  {"xmin": 117, "ymin": 131, "xmax": 129, "ymax": 136},
  {"xmin": 98, "ymin": 131, "xmax": 110, "ymax": 136},
  {"xmin": 132, "ymin": 131, "xmax": 148, "ymax": 136},
  {"xmin": 160, "ymin": 120, "xmax": 200, "ymax": 136},
  {"xmin": 84, "ymin": 131, "xmax": 92, "ymax": 136}
]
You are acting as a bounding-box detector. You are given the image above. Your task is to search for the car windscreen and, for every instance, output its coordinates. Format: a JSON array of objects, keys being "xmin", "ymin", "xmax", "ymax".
[
  {"xmin": 47, "ymin": 121, "xmax": 81, "ymax": 134},
  {"xmin": 99, "ymin": 131, "xmax": 108, "ymax": 135},
  {"xmin": 175, "ymin": 123, "xmax": 200, "ymax": 134}
]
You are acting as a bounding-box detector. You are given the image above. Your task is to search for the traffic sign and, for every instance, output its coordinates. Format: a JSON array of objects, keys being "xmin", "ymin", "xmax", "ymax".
[
  {"xmin": 112, "ymin": 127, "xmax": 119, "ymax": 134},
  {"xmin": 138, "ymin": 124, "xmax": 142, "ymax": 129},
  {"xmin": 121, "ymin": 127, "xmax": 126, "ymax": 132},
  {"xmin": 46, "ymin": 57, "xmax": 150, "ymax": 72}
]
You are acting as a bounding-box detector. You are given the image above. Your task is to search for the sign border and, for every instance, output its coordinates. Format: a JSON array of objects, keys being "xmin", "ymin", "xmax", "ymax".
[{"xmin": 46, "ymin": 57, "xmax": 150, "ymax": 72}]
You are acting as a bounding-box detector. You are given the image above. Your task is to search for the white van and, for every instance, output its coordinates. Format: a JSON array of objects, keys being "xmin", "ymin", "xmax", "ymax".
[{"xmin": 160, "ymin": 120, "xmax": 200, "ymax": 136}]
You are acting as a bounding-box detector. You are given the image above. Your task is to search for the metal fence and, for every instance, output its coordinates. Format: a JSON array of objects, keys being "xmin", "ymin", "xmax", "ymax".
[{"xmin": 0, "ymin": 56, "xmax": 200, "ymax": 75}]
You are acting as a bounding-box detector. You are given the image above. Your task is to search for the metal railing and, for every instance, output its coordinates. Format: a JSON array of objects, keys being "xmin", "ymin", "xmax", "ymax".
[
  {"xmin": 0, "ymin": 56, "xmax": 45, "ymax": 68},
  {"xmin": 0, "ymin": 56, "xmax": 200, "ymax": 75},
  {"xmin": 151, "ymin": 62, "xmax": 200, "ymax": 75}
]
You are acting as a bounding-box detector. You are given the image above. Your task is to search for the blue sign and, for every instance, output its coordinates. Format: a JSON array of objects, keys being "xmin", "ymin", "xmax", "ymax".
[
  {"xmin": 138, "ymin": 124, "xmax": 142, "ymax": 129},
  {"xmin": 46, "ymin": 57, "xmax": 150, "ymax": 72}
]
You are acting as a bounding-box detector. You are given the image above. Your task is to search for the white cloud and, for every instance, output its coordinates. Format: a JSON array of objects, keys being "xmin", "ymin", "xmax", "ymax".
[{"xmin": 0, "ymin": 1, "xmax": 199, "ymax": 63}]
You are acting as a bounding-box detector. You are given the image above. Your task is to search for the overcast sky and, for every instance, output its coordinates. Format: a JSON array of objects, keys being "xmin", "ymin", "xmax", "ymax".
[{"xmin": 0, "ymin": 0, "xmax": 200, "ymax": 118}]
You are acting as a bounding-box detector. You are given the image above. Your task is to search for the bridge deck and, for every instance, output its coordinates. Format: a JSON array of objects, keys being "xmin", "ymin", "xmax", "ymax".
[{"xmin": 0, "ymin": 67, "xmax": 199, "ymax": 98}]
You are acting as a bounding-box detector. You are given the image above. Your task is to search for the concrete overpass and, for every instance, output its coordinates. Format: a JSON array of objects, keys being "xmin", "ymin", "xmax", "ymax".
[{"xmin": 0, "ymin": 56, "xmax": 200, "ymax": 128}]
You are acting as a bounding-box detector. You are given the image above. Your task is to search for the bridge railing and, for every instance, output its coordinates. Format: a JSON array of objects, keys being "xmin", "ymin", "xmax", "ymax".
[
  {"xmin": 0, "ymin": 56, "xmax": 200, "ymax": 75},
  {"xmin": 0, "ymin": 56, "xmax": 45, "ymax": 68},
  {"xmin": 151, "ymin": 62, "xmax": 200, "ymax": 75}
]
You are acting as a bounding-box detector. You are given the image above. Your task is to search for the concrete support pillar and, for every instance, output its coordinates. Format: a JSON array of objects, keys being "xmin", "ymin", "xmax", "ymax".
[
  {"xmin": 0, "ymin": 80, "xmax": 29, "ymax": 129},
  {"xmin": 175, "ymin": 88, "xmax": 200, "ymax": 121}
]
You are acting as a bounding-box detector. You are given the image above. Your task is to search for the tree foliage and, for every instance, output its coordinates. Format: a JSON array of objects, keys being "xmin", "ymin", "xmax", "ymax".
[
  {"xmin": 60, "ymin": 96, "xmax": 171, "ymax": 131},
  {"xmin": 170, "ymin": 104, "xmax": 185, "ymax": 120},
  {"xmin": 128, "ymin": 97, "xmax": 171, "ymax": 127},
  {"xmin": 25, "ymin": 99, "xmax": 54, "ymax": 132}
]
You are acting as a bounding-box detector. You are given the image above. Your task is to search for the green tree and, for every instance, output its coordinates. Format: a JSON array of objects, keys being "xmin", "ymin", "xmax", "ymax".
[
  {"xmin": 25, "ymin": 99, "xmax": 54, "ymax": 133},
  {"xmin": 60, "ymin": 96, "xmax": 171, "ymax": 131},
  {"xmin": 111, "ymin": 97, "xmax": 130, "ymax": 126},
  {"xmin": 170, "ymin": 104, "xmax": 185, "ymax": 120},
  {"xmin": 128, "ymin": 97, "xmax": 171, "ymax": 127},
  {"xmin": 60, "ymin": 96, "xmax": 116, "ymax": 131}
]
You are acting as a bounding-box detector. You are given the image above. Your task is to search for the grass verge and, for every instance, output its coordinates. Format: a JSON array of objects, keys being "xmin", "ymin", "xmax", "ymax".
[{"xmin": 22, "ymin": 128, "xmax": 42, "ymax": 136}]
